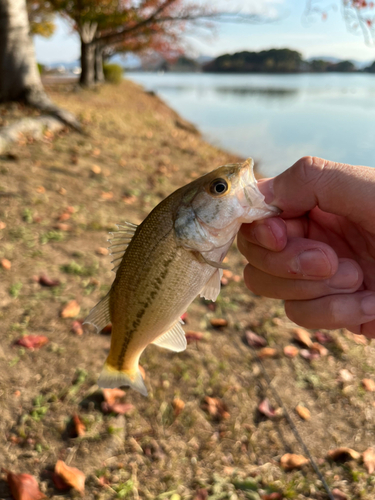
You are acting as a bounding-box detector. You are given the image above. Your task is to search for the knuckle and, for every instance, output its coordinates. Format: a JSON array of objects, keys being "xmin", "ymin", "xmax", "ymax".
[
  {"xmin": 294, "ymin": 156, "xmax": 326, "ymax": 187},
  {"xmin": 284, "ymin": 300, "xmax": 304, "ymax": 325}
]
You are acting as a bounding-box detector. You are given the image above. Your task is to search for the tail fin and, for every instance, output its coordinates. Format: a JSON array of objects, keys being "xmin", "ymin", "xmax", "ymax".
[{"xmin": 97, "ymin": 360, "xmax": 148, "ymax": 397}]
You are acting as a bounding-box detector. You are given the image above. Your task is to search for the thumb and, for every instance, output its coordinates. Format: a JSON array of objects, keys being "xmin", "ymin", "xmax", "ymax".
[{"xmin": 259, "ymin": 156, "xmax": 375, "ymax": 226}]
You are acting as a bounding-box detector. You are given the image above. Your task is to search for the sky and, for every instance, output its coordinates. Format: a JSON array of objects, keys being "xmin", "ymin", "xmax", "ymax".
[{"xmin": 34, "ymin": 0, "xmax": 375, "ymax": 65}]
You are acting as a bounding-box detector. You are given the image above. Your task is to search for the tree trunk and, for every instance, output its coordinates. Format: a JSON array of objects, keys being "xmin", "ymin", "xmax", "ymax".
[
  {"xmin": 95, "ymin": 43, "xmax": 105, "ymax": 83},
  {"xmin": 79, "ymin": 40, "xmax": 96, "ymax": 87},
  {"xmin": 0, "ymin": 0, "xmax": 46, "ymax": 103},
  {"xmin": 0, "ymin": 0, "xmax": 81, "ymax": 131}
]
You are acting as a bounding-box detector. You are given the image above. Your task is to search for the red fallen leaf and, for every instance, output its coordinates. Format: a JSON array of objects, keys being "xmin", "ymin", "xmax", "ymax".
[
  {"xmin": 52, "ymin": 472, "xmax": 70, "ymax": 491},
  {"xmin": 58, "ymin": 212, "xmax": 70, "ymax": 222},
  {"xmin": 210, "ymin": 318, "xmax": 228, "ymax": 328},
  {"xmin": 332, "ymin": 489, "xmax": 348, "ymax": 500},
  {"xmin": 202, "ymin": 396, "xmax": 229, "ymax": 421},
  {"xmin": 1, "ymin": 258, "xmax": 11, "ymax": 270},
  {"xmin": 172, "ymin": 398, "xmax": 185, "ymax": 416},
  {"xmin": 71, "ymin": 320, "xmax": 83, "ymax": 336},
  {"xmin": 38, "ymin": 275, "xmax": 60, "ymax": 287},
  {"xmin": 314, "ymin": 331, "xmax": 333, "ymax": 344},
  {"xmin": 54, "ymin": 460, "xmax": 85, "ymax": 494},
  {"xmin": 15, "ymin": 335, "xmax": 49, "ymax": 350},
  {"xmin": 6, "ymin": 471, "xmax": 46, "ymax": 500},
  {"xmin": 245, "ymin": 330, "xmax": 267, "ymax": 348},
  {"xmin": 72, "ymin": 414, "xmax": 86, "ymax": 437},
  {"xmin": 261, "ymin": 493, "xmax": 282, "ymax": 500},
  {"xmin": 185, "ymin": 331, "xmax": 204, "ymax": 344},
  {"xmin": 100, "ymin": 324, "xmax": 112, "ymax": 334},
  {"xmin": 258, "ymin": 398, "xmax": 276, "ymax": 419},
  {"xmin": 194, "ymin": 489, "xmax": 208, "ymax": 500}
]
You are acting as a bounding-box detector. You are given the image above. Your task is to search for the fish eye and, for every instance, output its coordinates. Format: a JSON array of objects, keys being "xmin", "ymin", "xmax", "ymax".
[{"xmin": 209, "ymin": 178, "xmax": 228, "ymax": 196}]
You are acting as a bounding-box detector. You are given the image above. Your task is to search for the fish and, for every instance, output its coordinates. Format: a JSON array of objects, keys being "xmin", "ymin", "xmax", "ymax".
[{"xmin": 83, "ymin": 158, "xmax": 279, "ymax": 396}]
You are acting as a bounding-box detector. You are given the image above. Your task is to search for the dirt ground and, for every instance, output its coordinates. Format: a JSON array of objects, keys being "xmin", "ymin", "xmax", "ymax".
[{"xmin": 1, "ymin": 79, "xmax": 375, "ymax": 500}]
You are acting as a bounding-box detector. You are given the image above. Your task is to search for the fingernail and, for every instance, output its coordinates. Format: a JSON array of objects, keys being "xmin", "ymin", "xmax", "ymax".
[
  {"xmin": 362, "ymin": 295, "xmax": 375, "ymax": 316},
  {"xmin": 293, "ymin": 249, "xmax": 332, "ymax": 277},
  {"xmin": 326, "ymin": 261, "xmax": 359, "ymax": 289},
  {"xmin": 254, "ymin": 224, "xmax": 276, "ymax": 249}
]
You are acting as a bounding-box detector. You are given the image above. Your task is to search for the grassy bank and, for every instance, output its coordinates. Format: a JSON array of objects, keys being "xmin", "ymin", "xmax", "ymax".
[{"xmin": 1, "ymin": 80, "xmax": 375, "ymax": 500}]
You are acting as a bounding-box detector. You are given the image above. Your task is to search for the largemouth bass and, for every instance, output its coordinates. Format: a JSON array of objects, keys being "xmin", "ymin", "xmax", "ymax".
[{"xmin": 84, "ymin": 158, "xmax": 279, "ymax": 396}]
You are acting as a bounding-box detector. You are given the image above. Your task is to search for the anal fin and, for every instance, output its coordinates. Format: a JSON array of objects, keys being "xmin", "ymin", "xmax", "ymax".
[
  {"xmin": 152, "ymin": 321, "xmax": 187, "ymax": 352},
  {"xmin": 83, "ymin": 292, "xmax": 110, "ymax": 332}
]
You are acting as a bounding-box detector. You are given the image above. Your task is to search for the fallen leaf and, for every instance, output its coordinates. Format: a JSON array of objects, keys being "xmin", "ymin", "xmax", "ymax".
[
  {"xmin": 258, "ymin": 347, "xmax": 278, "ymax": 359},
  {"xmin": 0, "ymin": 221, "xmax": 6, "ymax": 229},
  {"xmin": 245, "ymin": 331, "xmax": 267, "ymax": 348},
  {"xmin": 314, "ymin": 331, "xmax": 333, "ymax": 344},
  {"xmin": 1, "ymin": 258, "xmax": 11, "ymax": 270},
  {"xmin": 58, "ymin": 212, "xmax": 70, "ymax": 222},
  {"xmin": 103, "ymin": 388, "xmax": 126, "ymax": 406},
  {"xmin": 97, "ymin": 476, "xmax": 110, "ymax": 487},
  {"xmin": 203, "ymin": 396, "xmax": 229, "ymax": 421},
  {"xmin": 61, "ymin": 300, "xmax": 80, "ymax": 318},
  {"xmin": 232, "ymin": 274, "xmax": 242, "ymax": 282},
  {"xmin": 363, "ymin": 447, "xmax": 375, "ymax": 474},
  {"xmin": 258, "ymin": 398, "xmax": 276, "ymax": 419},
  {"xmin": 58, "ymin": 187, "xmax": 67, "ymax": 195},
  {"xmin": 71, "ymin": 320, "xmax": 83, "ymax": 336},
  {"xmin": 327, "ymin": 447, "xmax": 360, "ymax": 461},
  {"xmin": 65, "ymin": 206, "xmax": 75, "ymax": 214},
  {"xmin": 36, "ymin": 186, "xmax": 45, "ymax": 193},
  {"xmin": 172, "ymin": 398, "xmax": 185, "ymax": 416},
  {"xmin": 100, "ymin": 324, "xmax": 112, "ymax": 334},
  {"xmin": 210, "ymin": 318, "xmax": 228, "ymax": 328},
  {"xmin": 283, "ymin": 345, "xmax": 299, "ymax": 358},
  {"xmin": 222, "ymin": 269, "xmax": 233, "ymax": 279},
  {"xmin": 91, "ymin": 165, "xmax": 101, "ymax": 175},
  {"xmin": 194, "ymin": 490, "xmax": 208, "ymax": 500},
  {"xmin": 6, "ymin": 471, "xmax": 46, "ymax": 500},
  {"xmin": 295, "ymin": 405, "xmax": 311, "ymax": 421},
  {"xmin": 220, "ymin": 277, "xmax": 229, "ymax": 286},
  {"xmin": 261, "ymin": 493, "xmax": 282, "ymax": 500},
  {"xmin": 185, "ymin": 331, "xmax": 204, "ymax": 344},
  {"xmin": 15, "ymin": 335, "xmax": 49, "ymax": 350},
  {"xmin": 38, "ymin": 274, "xmax": 60, "ymax": 287},
  {"xmin": 54, "ymin": 460, "xmax": 85, "ymax": 494},
  {"xmin": 310, "ymin": 342, "xmax": 328, "ymax": 357},
  {"xmin": 180, "ymin": 312, "xmax": 188, "ymax": 323},
  {"xmin": 72, "ymin": 414, "xmax": 86, "ymax": 437},
  {"xmin": 280, "ymin": 453, "xmax": 309, "ymax": 470},
  {"xmin": 332, "ymin": 488, "xmax": 348, "ymax": 500},
  {"xmin": 96, "ymin": 247, "xmax": 109, "ymax": 256},
  {"xmin": 362, "ymin": 378, "xmax": 375, "ymax": 392},
  {"xmin": 54, "ymin": 223, "xmax": 71, "ymax": 231},
  {"xmin": 101, "ymin": 387, "xmax": 134, "ymax": 414},
  {"xmin": 100, "ymin": 191, "xmax": 113, "ymax": 200},
  {"xmin": 293, "ymin": 327, "xmax": 313, "ymax": 348},
  {"xmin": 92, "ymin": 148, "xmax": 101, "ymax": 156},
  {"xmin": 52, "ymin": 472, "xmax": 70, "ymax": 491}
]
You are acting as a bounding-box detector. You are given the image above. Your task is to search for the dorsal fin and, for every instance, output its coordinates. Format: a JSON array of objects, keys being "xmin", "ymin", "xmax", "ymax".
[
  {"xmin": 108, "ymin": 221, "xmax": 138, "ymax": 273},
  {"xmin": 152, "ymin": 320, "xmax": 187, "ymax": 352}
]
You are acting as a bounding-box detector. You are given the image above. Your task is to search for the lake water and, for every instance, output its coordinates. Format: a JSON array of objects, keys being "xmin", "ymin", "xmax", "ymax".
[{"xmin": 126, "ymin": 72, "xmax": 375, "ymax": 177}]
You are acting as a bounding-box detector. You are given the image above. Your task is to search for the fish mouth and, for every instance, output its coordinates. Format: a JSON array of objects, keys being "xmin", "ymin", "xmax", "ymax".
[{"xmin": 238, "ymin": 158, "xmax": 281, "ymax": 216}]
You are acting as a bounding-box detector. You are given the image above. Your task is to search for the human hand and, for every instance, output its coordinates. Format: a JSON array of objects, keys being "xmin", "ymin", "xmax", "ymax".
[{"xmin": 238, "ymin": 156, "xmax": 375, "ymax": 337}]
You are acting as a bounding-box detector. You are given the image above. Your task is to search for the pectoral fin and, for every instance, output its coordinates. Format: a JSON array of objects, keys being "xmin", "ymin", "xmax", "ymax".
[
  {"xmin": 200, "ymin": 269, "xmax": 223, "ymax": 302},
  {"xmin": 152, "ymin": 321, "xmax": 187, "ymax": 352}
]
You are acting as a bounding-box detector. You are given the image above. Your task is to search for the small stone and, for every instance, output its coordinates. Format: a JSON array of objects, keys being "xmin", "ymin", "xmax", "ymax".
[
  {"xmin": 362, "ymin": 378, "xmax": 375, "ymax": 392},
  {"xmin": 295, "ymin": 405, "xmax": 311, "ymax": 421}
]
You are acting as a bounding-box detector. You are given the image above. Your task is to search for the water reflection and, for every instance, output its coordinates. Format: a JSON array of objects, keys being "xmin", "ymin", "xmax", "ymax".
[{"xmin": 127, "ymin": 72, "xmax": 375, "ymax": 176}]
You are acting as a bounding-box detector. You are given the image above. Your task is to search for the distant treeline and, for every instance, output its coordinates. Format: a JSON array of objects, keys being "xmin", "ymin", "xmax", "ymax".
[
  {"xmin": 204, "ymin": 49, "xmax": 375, "ymax": 73},
  {"xmin": 162, "ymin": 49, "xmax": 375, "ymax": 74}
]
